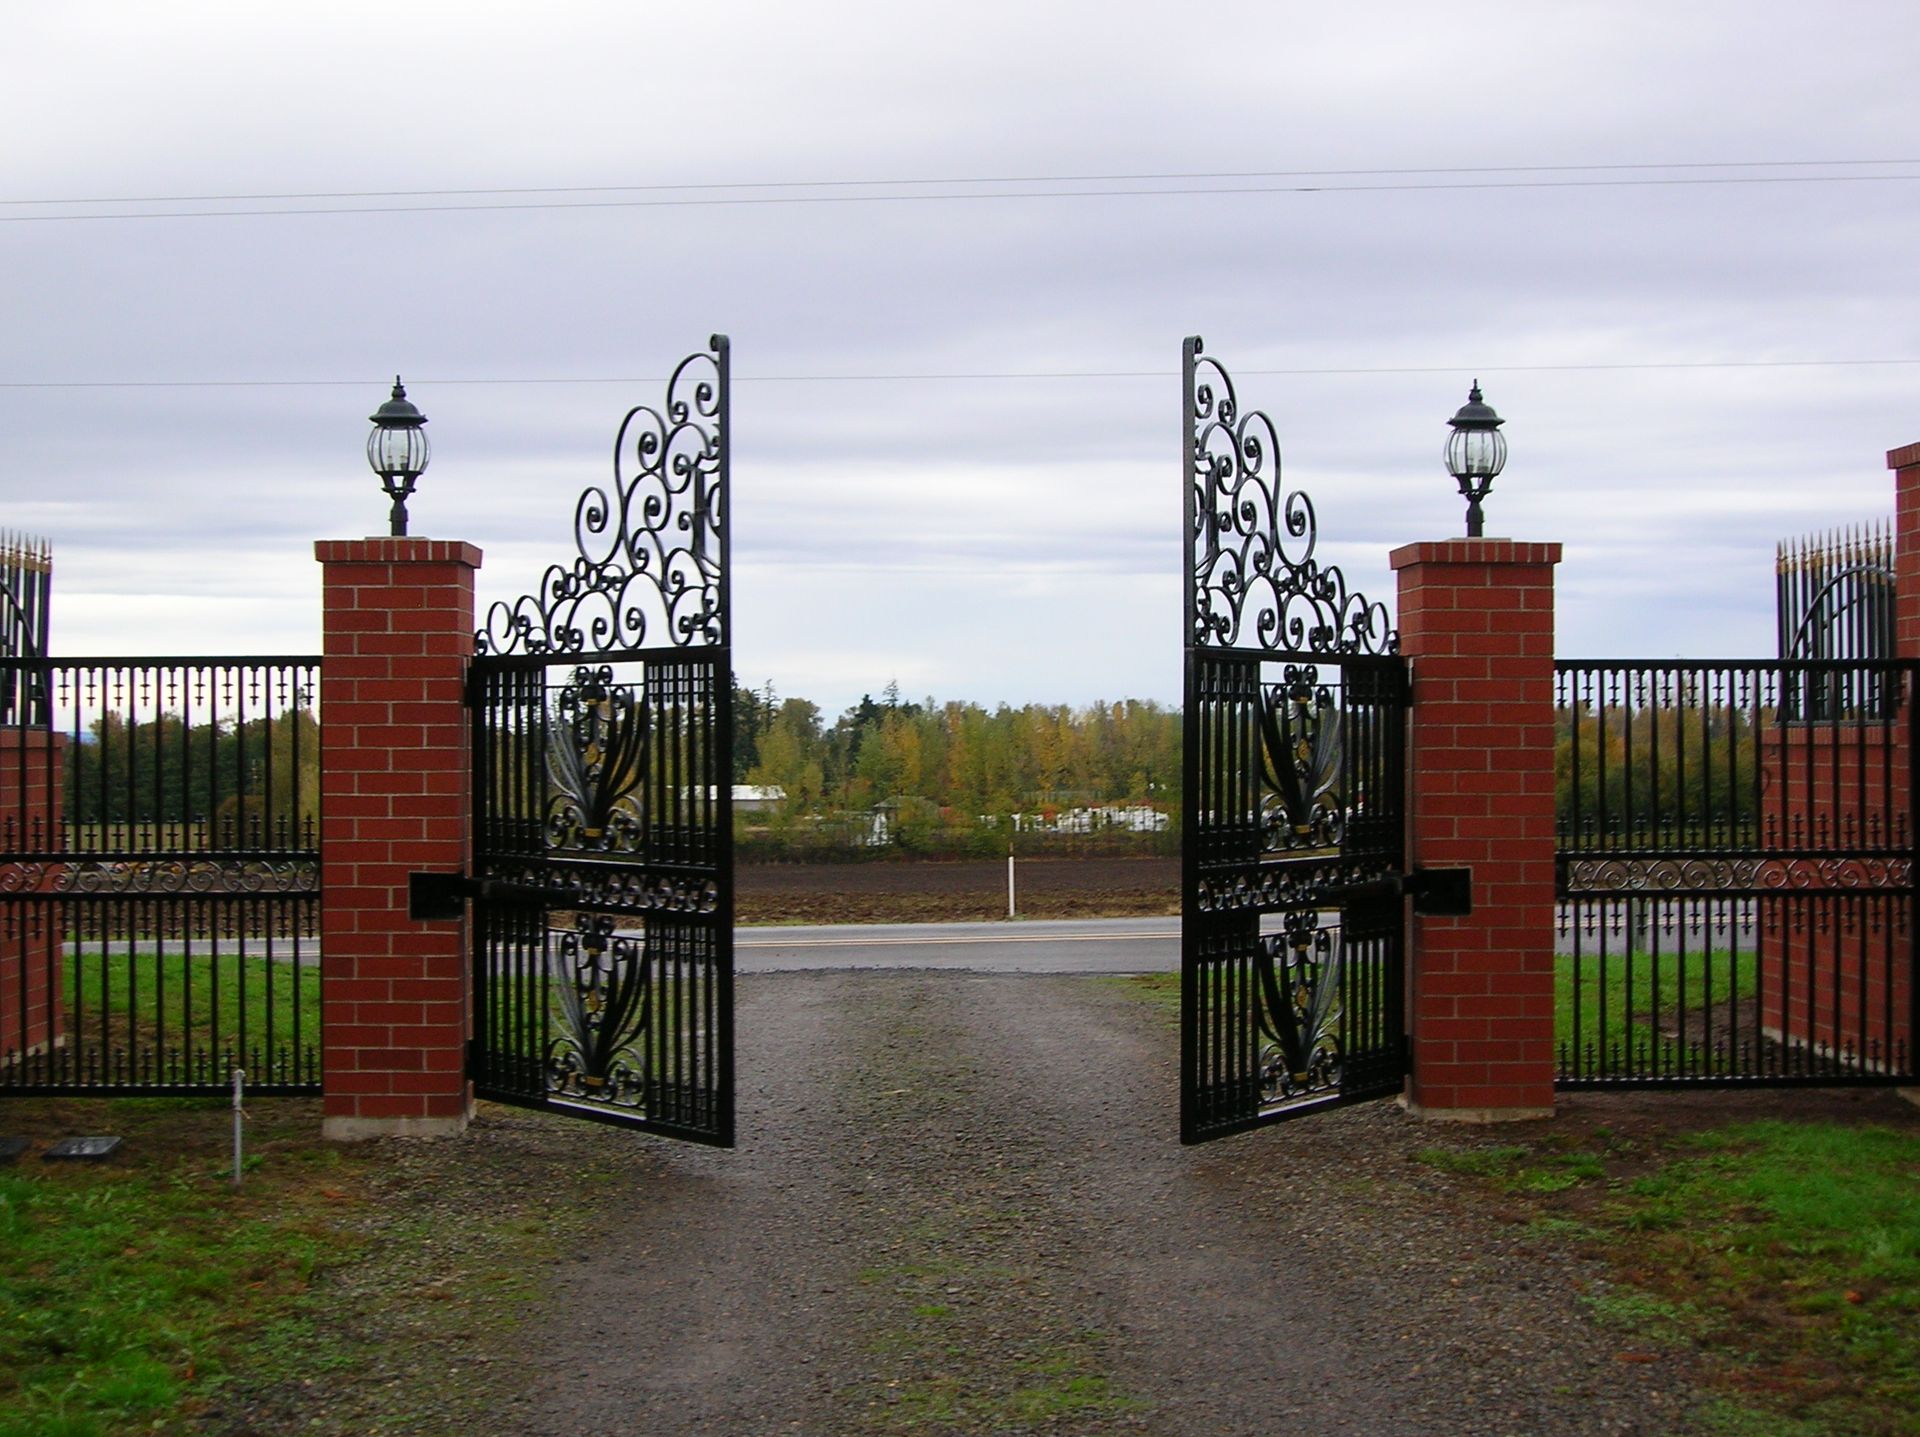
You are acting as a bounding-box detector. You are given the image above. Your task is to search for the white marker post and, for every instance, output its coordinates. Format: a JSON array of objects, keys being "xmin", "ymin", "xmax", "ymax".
[
  {"xmin": 231, "ymin": 1069, "xmax": 246, "ymax": 1189},
  {"xmin": 1007, "ymin": 848, "xmax": 1016, "ymax": 919}
]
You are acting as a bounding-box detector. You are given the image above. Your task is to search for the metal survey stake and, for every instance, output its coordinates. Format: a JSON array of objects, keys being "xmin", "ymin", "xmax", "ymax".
[{"xmin": 231, "ymin": 1070, "xmax": 245, "ymax": 1189}]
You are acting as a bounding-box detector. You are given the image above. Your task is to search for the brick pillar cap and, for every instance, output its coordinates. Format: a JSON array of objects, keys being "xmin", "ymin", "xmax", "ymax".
[
  {"xmin": 1887, "ymin": 441, "xmax": 1920, "ymax": 471},
  {"xmin": 1389, "ymin": 538, "xmax": 1563, "ymax": 570},
  {"xmin": 315, "ymin": 538, "xmax": 482, "ymax": 567}
]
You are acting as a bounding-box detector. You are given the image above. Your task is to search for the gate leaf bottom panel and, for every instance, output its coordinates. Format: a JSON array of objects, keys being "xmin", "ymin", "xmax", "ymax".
[{"xmin": 470, "ymin": 653, "xmax": 733, "ymax": 1145}]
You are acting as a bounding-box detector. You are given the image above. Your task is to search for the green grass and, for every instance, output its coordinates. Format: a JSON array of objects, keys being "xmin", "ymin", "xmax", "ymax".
[
  {"xmin": 1556, "ymin": 943, "xmax": 1761, "ymax": 1079},
  {"xmin": 0, "ymin": 1096, "xmax": 632, "ymax": 1435},
  {"xmin": 1097, "ymin": 971, "xmax": 1180, "ymax": 1015},
  {"xmin": 879, "ymin": 1336, "xmax": 1144, "ymax": 1432},
  {"xmin": 1416, "ymin": 1117, "xmax": 1920, "ymax": 1437},
  {"xmin": 55, "ymin": 946, "xmax": 320, "ymax": 1081},
  {"xmin": 0, "ymin": 1103, "xmax": 354, "ymax": 1436}
]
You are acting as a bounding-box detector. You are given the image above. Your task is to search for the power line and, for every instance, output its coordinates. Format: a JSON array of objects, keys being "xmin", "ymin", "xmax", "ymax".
[
  {"xmin": 4, "ymin": 358, "xmax": 1918, "ymax": 391},
  {"xmin": 3, "ymin": 172, "xmax": 1917, "ymax": 224},
  {"xmin": 4, "ymin": 157, "xmax": 1911, "ymax": 208}
]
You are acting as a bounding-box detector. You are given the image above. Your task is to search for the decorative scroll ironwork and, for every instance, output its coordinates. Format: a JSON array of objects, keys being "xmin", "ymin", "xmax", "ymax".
[
  {"xmin": 1562, "ymin": 855, "xmax": 1914, "ymax": 896},
  {"xmin": 0, "ymin": 860, "xmax": 318, "ymax": 895},
  {"xmin": 547, "ymin": 915, "xmax": 651, "ymax": 1107},
  {"xmin": 547, "ymin": 667, "xmax": 649, "ymax": 853},
  {"xmin": 1259, "ymin": 669, "xmax": 1342, "ymax": 852},
  {"xmin": 479, "ymin": 338, "xmax": 729, "ymax": 656},
  {"xmin": 1256, "ymin": 924, "xmax": 1345, "ymax": 1104},
  {"xmin": 1193, "ymin": 857, "xmax": 1392, "ymax": 915},
  {"xmin": 481, "ymin": 858, "xmax": 720, "ymax": 916},
  {"xmin": 1184, "ymin": 337, "xmax": 1395, "ymax": 656}
]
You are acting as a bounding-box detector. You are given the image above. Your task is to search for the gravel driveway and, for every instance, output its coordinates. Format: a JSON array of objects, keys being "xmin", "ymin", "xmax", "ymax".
[{"xmin": 442, "ymin": 970, "xmax": 1707, "ymax": 1436}]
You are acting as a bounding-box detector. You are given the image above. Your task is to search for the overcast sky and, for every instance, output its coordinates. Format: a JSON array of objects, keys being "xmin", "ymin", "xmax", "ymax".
[{"xmin": 3, "ymin": 2, "xmax": 1916, "ymax": 717}]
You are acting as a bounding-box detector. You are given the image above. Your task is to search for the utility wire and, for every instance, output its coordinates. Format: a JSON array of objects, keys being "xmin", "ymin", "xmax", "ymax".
[
  {"xmin": 2, "ymin": 172, "xmax": 1918, "ymax": 223},
  {"xmin": 4, "ymin": 358, "xmax": 1918, "ymax": 391},
  {"xmin": 3, "ymin": 157, "xmax": 1912, "ymax": 208}
]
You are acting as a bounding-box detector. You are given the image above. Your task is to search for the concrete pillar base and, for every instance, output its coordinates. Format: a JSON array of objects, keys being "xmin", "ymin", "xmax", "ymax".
[
  {"xmin": 321, "ymin": 1108, "xmax": 473, "ymax": 1142},
  {"xmin": 1400, "ymin": 1097, "xmax": 1555, "ymax": 1124}
]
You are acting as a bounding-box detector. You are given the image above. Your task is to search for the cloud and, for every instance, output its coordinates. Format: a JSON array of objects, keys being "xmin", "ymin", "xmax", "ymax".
[{"xmin": 2, "ymin": 1, "xmax": 1917, "ymax": 717}]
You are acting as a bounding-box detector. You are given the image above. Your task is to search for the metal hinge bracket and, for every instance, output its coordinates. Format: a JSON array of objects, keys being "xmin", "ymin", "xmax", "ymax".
[
  {"xmin": 408, "ymin": 870, "xmax": 469, "ymax": 922},
  {"xmin": 1406, "ymin": 866, "xmax": 1472, "ymax": 917}
]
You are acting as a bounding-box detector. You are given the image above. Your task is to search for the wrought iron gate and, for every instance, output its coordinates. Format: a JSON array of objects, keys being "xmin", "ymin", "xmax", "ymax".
[
  {"xmin": 467, "ymin": 338, "xmax": 734, "ymax": 1145},
  {"xmin": 1181, "ymin": 338, "xmax": 1410, "ymax": 1143}
]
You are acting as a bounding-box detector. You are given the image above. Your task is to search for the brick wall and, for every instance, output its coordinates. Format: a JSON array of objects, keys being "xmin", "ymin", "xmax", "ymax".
[
  {"xmin": 0, "ymin": 729, "xmax": 64, "ymax": 1061},
  {"xmin": 315, "ymin": 538, "xmax": 480, "ymax": 1139},
  {"xmin": 1756, "ymin": 722, "xmax": 1910, "ymax": 1068},
  {"xmin": 1748, "ymin": 443, "xmax": 1920, "ymax": 1074},
  {"xmin": 1392, "ymin": 539, "xmax": 1562, "ymax": 1117}
]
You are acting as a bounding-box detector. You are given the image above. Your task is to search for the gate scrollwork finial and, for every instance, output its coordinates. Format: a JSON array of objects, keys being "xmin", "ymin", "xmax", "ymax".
[
  {"xmin": 479, "ymin": 336, "xmax": 730, "ymax": 656},
  {"xmin": 1184, "ymin": 336, "xmax": 1396, "ymax": 656}
]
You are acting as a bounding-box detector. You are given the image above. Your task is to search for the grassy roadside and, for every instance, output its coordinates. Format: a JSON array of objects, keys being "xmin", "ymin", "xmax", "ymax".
[
  {"xmin": 0, "ymin": 1097, "xmax": 626, "ymax": 1437},
  {"xmin": 1109, "ymin": 969, "xmax": 1920, "ymax": 1435},
  {"xmin": 0, "ymin": 1098, "xmax": 365, "ymax": 1437},
  {"xmin": 1411, "ymin": 1116, "xmax": 1920, "ymax": 1437}
]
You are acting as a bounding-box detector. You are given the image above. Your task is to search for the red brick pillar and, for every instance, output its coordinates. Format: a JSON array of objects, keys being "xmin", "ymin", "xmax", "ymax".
[
  {"xmin": 1391, "ymin": 540, "xmax": 1562, "ymax": 1119},
  {"xmin": 1895, "ymin": 443, "xmax": 1920, "ymax": 653},
  {"xmin": 315, "ymin": 538, "xmax": 481, "ymax": 1140},
  {"xmin": 1891, "ymin": 441, "xmax": 1920, "ymax": 1075},
  {"xmin": 0, "ymin": 729, "xmax": 66, "ymax": 1062}
]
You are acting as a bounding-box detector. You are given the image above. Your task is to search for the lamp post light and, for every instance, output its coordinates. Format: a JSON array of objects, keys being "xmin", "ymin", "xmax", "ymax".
[
  {"xmin": 367, "ymin": 376, "xmax": 430, "ymax": 537},
  {"xmin": 1444, "ymin": 380, "xmax": 1507, "ymax": 539}
]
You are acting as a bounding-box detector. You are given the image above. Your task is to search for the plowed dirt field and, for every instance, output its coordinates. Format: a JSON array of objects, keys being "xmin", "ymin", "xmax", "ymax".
[{"xmin": 736, "ymin": 855, "xmax": 1177, "ymax": 925}]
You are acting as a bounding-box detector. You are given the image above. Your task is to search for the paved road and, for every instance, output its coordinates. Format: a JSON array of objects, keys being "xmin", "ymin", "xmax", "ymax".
[
  {"xmin": 731, "ymin": 903, "xmax": 1756, "ymax": 974},
  {"xmin": 735, "ymin": 915, "xmax": 1179, "ymax": 974}
]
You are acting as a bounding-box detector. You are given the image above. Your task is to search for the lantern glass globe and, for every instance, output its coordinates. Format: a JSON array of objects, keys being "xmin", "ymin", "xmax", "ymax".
[
  {"xmin": 1445, "ymin": 424, "xmax": 1506, "ymax": 483},
  {"xmin": 367, "ymin": 424, "xmax": 430, "ymax": 481}
]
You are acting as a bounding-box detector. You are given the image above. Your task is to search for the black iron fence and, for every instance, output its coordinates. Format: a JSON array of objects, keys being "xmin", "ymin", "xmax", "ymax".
[
  {"xmin": 1555, "ymin": 659, "xmax": 1917, "ymax": 1088},
  {"xmin": 0, "ymin": 657, "xmax": 321, "ymax": 1094},
  {"xmin": 0, "ymin": 534, "xmax": 51, "ymax": 727},
  {"xmin": 1777, "ymin": 524, "xmax": 1895, "ymax": 667}
]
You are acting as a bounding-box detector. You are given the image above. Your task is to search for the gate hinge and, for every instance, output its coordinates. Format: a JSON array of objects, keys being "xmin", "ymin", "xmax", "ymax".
[
  {"xmin": 408, "ymin": 870, "xmax": 470, "ymax": 922},
  {"xmin": 409, "ymin": 868, "xmax": 554, "ymax": 918},
  {"xmin": 1320, "ymin": 866, "xmax": 1472, "ymax": 919},
  {"xmin": 1406, "ymin": 866, "xmax": 1472, "ymax": 917}
]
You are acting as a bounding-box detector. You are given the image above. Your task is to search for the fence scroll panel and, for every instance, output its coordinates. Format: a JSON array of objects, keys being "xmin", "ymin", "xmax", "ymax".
[
  {"xmin": 1556, "ymin": 659, "xmax": 1917, "ymax": 1087},
  {"xmin": 0, "ymin": 658, "xmax": 320, "ymax": 1094}
]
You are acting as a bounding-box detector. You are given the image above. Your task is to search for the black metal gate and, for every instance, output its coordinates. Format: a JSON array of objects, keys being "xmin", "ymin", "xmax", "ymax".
[
  {"xmin": 1181, "ymin": 338, "xmax": 1411, "ymax": 1143},
  {"xmin": 466, "ymin": 338, "xmax": 734, "ymax": 1145}
]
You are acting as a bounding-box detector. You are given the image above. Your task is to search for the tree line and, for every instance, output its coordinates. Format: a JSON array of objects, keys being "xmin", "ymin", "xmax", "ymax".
[
  {"xmin": 732, "ymin": 681, "xmax": 1181, "ymax": 851},
  {"xmin": 1555, "ymin": 703, "xmax": 1763, "ymax": 838},
  {"xmin": 58, "ymin": 680, "xmax": 1803, "ymax": 856},
  {"xmin": 64, "ymin": 707, "xmax": 320, "ymax": 848}
]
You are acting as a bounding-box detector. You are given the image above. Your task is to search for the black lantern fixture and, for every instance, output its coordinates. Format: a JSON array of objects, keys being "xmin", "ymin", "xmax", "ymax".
[
  {"xmin": 1444, "ymin": 380, "xmax": 1507, "ymax": 539},
  {"xmin": 367, "ymin": 376, "xmax": 430, "ymax": 537}
]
